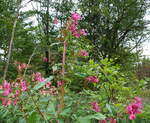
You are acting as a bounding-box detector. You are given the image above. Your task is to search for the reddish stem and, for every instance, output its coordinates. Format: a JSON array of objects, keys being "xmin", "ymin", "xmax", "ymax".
[{"xmin": 60, "ymin": 40, "xmax": 67, "ymax": 110}]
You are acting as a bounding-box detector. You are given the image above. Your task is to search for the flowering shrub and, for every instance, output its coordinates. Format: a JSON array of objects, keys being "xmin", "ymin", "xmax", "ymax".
[
  {"xmin": 0, "ymin": 12, "xmax": 149, "ymax": 123},
  {"xmin": 3, "ymin": 80, "xmax": 12, "ymax": 96},
  {"xmin": 90, "ymin": 102, "xmax": 101, "ymax": 112},
  {"xmin": 127, "ymin": 97, "xmax": 142, "ymax": 120},
  {"xmin": 33, "ymin": 72, "xmax": 45, "ymax": 82},
  {"xmin": 68, "ymin": 12, "xmax": 87, "ymax": 38},
  {"xmin": 86, "ymin": 76, "xmax": 99, "ymax": 83}
]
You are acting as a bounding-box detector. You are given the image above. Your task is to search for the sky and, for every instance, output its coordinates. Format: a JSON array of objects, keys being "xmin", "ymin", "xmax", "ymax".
[{"xmin": 143, "ymin": 12, "xmax": 150, "ymax": 57}]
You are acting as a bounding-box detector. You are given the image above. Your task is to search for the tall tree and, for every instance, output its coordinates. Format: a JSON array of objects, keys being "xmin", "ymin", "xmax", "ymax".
[
  {"xmin": 78, "ymin": 0, "xmax": 148, "ymax": 68},
  {"xmin": 33, "ymin": 0, "xmax": 75, "ymax": 76},
  {"xmin": 0, "ymin": 0, "xmax": 37, "ymax": 80}
]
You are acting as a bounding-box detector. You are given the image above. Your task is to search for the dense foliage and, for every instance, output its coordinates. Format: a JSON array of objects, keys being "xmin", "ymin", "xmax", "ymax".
[{"xmin": 0, "ymin": 0, "xmax": 150, "ymax": 123}]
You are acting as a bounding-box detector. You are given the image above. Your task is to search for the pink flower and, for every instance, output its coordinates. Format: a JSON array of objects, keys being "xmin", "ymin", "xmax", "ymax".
[
  {"xmin": 20, "ymin": 81, "xmax": 27, "ymax": 91},
  {"xmin": 71, "ymin": 12, "xmax": 81, "ymax": 21},
  {"xmin": 73, "ymin": 31, "xmax": 81, "ymax": 38},
  {"xmin": 79, "ymin": 29, "xmax": 87, "ymax": 36},
  {"xmin": 69, "ymin": 23, "xmax": 77, "ymax": 33},
  {"xmin": 86, "ymin": 76, "xmax": 99, "ymax": 83},
  {"xmin": 90, "ymin": 102, "xmax": 100, "ymax": 112},
  {"xmin": 99, "ymin": 120, "xmax": 106, "ymax": 123},
  {"xmin": 17, "ymin": 65, "xmax": 22, "ymax": 71},
  {"xmin": 79, "ymin": 50, "xmax": 89, "ymax": 57},
  {"xmin": 2, "ymin": 98, "xmax": 11, "ymax": 106},
  {"xmin": 14, "ymin": 82, "xmax": 19, "ymax": 88},
  {"xmin": 126, "ymin": 97, "xmax": 142, "ymax": 120},
  {"xmin": 46, "ymin": 82, "xmax": 51, "ymax": 88},
  {"xmin": 13, "ymin": 99, "xmax": 18, "ymax": 105},
  {"xmin": 135, "ymin": 96, "xmax": 142, "ymax": 104},
  {"xmin": 57, "ymin": 80, "xmax": 64, "ymax": 87},
  {"xmin": 33, "ymin": 72, "xmax": 45, "ymax": 82},
  {"xmin": 110, "ymin": 118, "xmax": 117, "ymax": 123},
  {"xmin": 53, "ymin": 18, "xmax": 58, "ymax": 24},
  {"xmin": 3, "ymin": 80, "xmax": 12, "ymax": 96},
  {"xmin": 17, "ymin": 63, "xmax": 28, "ymax": 71},
  {"xmin": 15, "ymin": 90, "xmax": 20, "ymax": 97},
  {"xmin": 129, "ymin": 114, "xmax": 136, "ymax": 120},
  {"xmin": 68, "ymin": 13, "xmax": 86, "ymax": 38},
  {"xmin": 21, "ymin": 63, "xmax": 28, "ymax": 69},
  {"xmin": 43, "ymin": 57, "xmax": 48, "ymax": 62}
]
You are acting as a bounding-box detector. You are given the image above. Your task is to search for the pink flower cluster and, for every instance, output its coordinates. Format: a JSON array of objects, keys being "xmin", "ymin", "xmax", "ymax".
[
  {"xmin": 45, "ymin": 82, "xmax": 51, "ymax": 88},
  {"xmin": 90, "ymin": 102, "xmax": 100, "ymax": 112},
  {"xmin": 78, "ymin": 50, "xmax": 89, "ymax": 57},
  {"xmin": 110, "ymin": 118, "xmax": 117, "ymax": 123},
  {"xmin": 68, "ymin": 12, "xmax": 87, "ymax": 38},
  {"xmin": 3, "ymin": 80, "xmax": 12, "ymax": 96},
  {"xmin": 2, "ymin": 98, "xmax": 18, "ymax": 106},
  {"xmin": 71, "ymin": 13, "xmax": 81, "ymax": 21},
  {"xmin": 127, "ymin": 97, "xmax": 142, "ymax": 120},
  {"xmin": 99, "ymin": 120, "xmax": 106, "ymax": 123},
  {"xmin": 15, "ymin": 90, "xmax": 20, "ymax": 97},
  {"xmin": 86, "ymin": 76, "xmax": 99, "ymax": 83},
  {"xmin": 1, "ymin": 80, "xmax": 28, "ymax": 106},
  {"xmin": 53, "ymin": 18, "xmax": 58, "ymax": 24},
  {"xmin": 20, "ymin": 81, "xmax": 27, "ymax": 91},
  {"xmin": 33, "ymin": 72, "xmax": 45, "ymax": 82},
  {"xmin": 17, "ymin": 63, "xmax": 28, "ymax": 72},
  {"xmin": 43, "ymin": 57, "xmax": 48, "ymax": 62},
  {"xmin": 57, "ymin": 80, "xmax": 64, "ymax": 87},
  {"xmin": 1, "ymin": 98, "xmax": 12, "ymax": 106},
  {"xmin": 99, "ymin": 118, "xmax": 116, "ymax": 123}
]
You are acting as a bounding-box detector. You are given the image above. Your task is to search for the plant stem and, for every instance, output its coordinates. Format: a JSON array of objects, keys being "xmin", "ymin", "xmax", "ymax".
[
  {"xmin": 23, "ymin": 46, "xmax": 38, "ymax": 77},
  {"xmin": 3, "ymin": 16, "xmax": 18, "ymax": 81},
  {"xmin": 27, "ymin": 91, "xmax": 48, "ymax": 122},
  {"xmin": 3, "ymin": 0, "xmax": 22, "ymax": 81},
  {"xmin": 60, "ymin": 40, "xmax": 67, "ymax": 110}
]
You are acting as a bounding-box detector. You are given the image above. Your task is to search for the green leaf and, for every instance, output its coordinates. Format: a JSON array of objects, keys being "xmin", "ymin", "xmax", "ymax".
[
  {"xmin": 58, "ymin": 119, "xmax": 64, "ymax": 123},
  {"xmin": 50, "ymin": 42, "xmax": 61, "ymax": 47},
  {"xmin": 2, "ymin": 110, "xmax": 9, "ymax": 118},
  {"xmin": 27, "ymin": 112, "xmax": 38, "ymax": 123},
  {"xmin": 33, "ymin": 76, "xmax": 53, "ymax": 90},
  {"xmin": 77, "ymin": 113, "xmax": 105, "ymax": 123},
  {"xmin": 47, "ymin": 102, "xmax": 56, "ymax": 115},
  {"xmin": 74, "ymin": 73, "xmax": 87, "ymax": 78},
  {"xmin": 90, "ymin": 113, "xmax": 106, "ymax": 120},
  {"xmin": 19, "ymin": 118, "xmax": 26, "ymax": 123},
  {"xmin": 0, "ymin": 90, "xmax": 3, "ymax": 94},
  {"xmin": 40, "ymin": 96, "xmax": 51, "ymax": 103},
  {"xmin": 77, "ymin": 117, "xmax": 91, "ymax": 123},
  {"xmin": 106, "ymin": 104, "xmax": 112, "ymax": 114},
  {"xmin": 52, "ymin": 65, "xmax": 58, "ymax": 72},
  {"xmin": 60, "ymin": 108, "xmax": 71, "ymax": 116}
]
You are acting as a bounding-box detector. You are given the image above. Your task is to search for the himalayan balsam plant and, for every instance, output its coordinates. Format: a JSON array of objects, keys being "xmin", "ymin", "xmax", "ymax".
[{"xmin": 0, "ymin": 12, "xmax": 146, "ymax": 123}]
